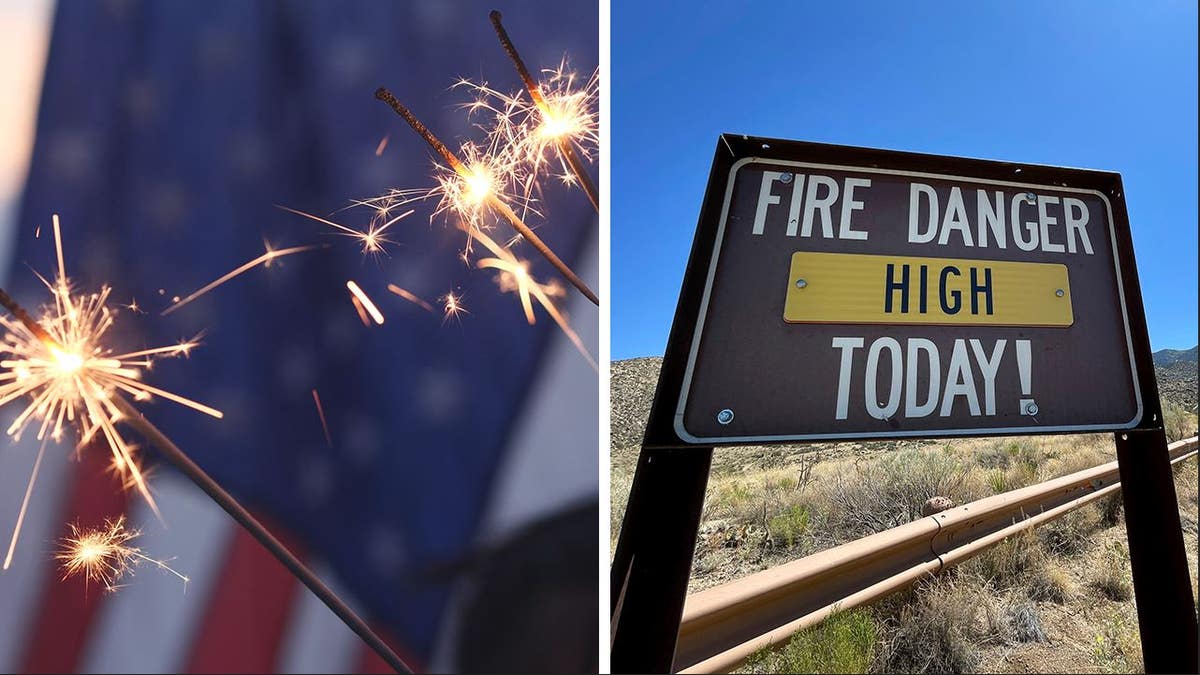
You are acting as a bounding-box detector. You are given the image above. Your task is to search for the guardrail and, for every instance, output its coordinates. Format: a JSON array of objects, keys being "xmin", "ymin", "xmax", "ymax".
[{"xmin": 674, "ymin": 436, "xmax": 1200, "ymax": 673}]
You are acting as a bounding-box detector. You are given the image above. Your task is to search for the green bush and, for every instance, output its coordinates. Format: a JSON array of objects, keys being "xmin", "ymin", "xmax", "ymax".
[
  {"xmin": 1092, "ymin": 610, "xmax": 1143, "ymax": 673},
  {"xmin": 1163, "ymin": 401, "xmax": 1197, "ymax": 443},
  {"xmin": 742, "ymin": 608, "xmax": 876, "ymax": 674},
  {"xmin": 768, "ymin": 504, "xmax": 811, "ymax": 549}
]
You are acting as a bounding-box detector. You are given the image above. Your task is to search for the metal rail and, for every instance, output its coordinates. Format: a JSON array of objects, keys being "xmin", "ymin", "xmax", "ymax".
[{"xmin": 675, "ymin": 436, "xmax": 1199, "ymax": 673}]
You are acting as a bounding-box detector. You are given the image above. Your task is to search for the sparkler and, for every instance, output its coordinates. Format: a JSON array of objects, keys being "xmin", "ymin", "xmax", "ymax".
[
  {"xmin": 0, "ymin": 216, "xmax": 221, "ymax": 561},
  {"xmin": 57, "ymin": 515, "xmax": 187, "ymax": 593},
  {"xmin": 0, "ymin": 218, "xmax": 413, "ymax": 674},
  {"xmin": 488, "ymin": 10, "xmax": 599, "ymax": 212},
  {"xmin": 374, "ymin": 87, "xmax": 599, "ymax": 306}
]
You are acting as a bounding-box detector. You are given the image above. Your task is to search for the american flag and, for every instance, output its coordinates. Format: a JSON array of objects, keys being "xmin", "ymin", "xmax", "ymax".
[{"xmin": 0, "ymin": 1, "xmax": 598, "ymax": 672}]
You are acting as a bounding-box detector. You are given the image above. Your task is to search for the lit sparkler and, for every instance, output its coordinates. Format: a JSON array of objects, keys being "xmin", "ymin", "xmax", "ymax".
[
  {"xmin": 57, "ymin": 515, "xmax": 187, "ymax": 593},
  {"xmin": 0, "ymin": 216, "xmax": 223, "ymax": 565},
  {"xmin": 487, "ymin": 10, "xmax": 599, "ymax": 211},
  {"xmin": 0, "ymin": 219, "xmax": 414, "ymax": 673},
  {"xmin": 374, "ymin": 87, "xmax": 598, "ymax": 306}
]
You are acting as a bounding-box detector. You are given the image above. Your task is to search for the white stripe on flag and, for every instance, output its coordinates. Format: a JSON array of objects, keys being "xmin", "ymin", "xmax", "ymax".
[
  {"xmin": 79, "ymin": 474, "xmax": 233, "ymax": 674},
  {"xmin": 276, "ymin": 564, "xmax": 363, "ymax": 674},
  {"xmin": 0, "ymin": 432, "xmax": 76, "ymax": 672},
  {"xmin": 430, "ymin": 230, "xmax": 599, "ymax": 671}
]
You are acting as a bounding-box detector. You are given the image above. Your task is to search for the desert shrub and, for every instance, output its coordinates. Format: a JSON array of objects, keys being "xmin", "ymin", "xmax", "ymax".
[
  {"xmin": 821, "ymin": 449, "xmax": 980, "ymax": 540},
  {"xmin": 967, "ymin": 530, "xmax": 1044, "ymax": 590},
  {"xmin": 742, "ymin": 608, "xmax": 876, "ymax": 674},
  {"xmin": 986, "ymin": 469, "xmax": 1008, "ymax": 494},
  {"xmin": 1027, "ymin": 563, "xmax": 1075, "ymax": 604},
  {"xmin": 707, "ymin": 479, "xmax": 760, "ymax": 525},
  {"xmin": 875, "ymin": 576, "xmax": 983, "ymax": 674},
  {"xmin": 767, "ymin": 504, "xmax": 811, "ymax": 549},
  {"xmin": 1163, "ymin": 401, "xmax": 1197, "ymax": 443},
  {"xmin": 1172, "ymin": 455, "xmax": 1198, "ymax": 508},
  {"xmin": 1093, "ymin": 610, "xmax": 1143, "ymax": 673},
  {"xmin": 1092, "ymin": 541, "xmax": 1133, "ymax": 602},
  {"xmin": 1099, "ymin": 491, "xmax": 1124, "ymax": 527},
  {"xmin": 1038, "ymin": 508, "xmax": 1095, "ymax": 557},
  {"xmin": 1001, "ymin": 596, "xmax": 1048, "ymax": 643}
]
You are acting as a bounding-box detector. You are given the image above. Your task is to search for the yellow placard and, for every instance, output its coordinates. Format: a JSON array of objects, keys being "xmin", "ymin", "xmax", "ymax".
[{"xmin": 783, "ymin": 251, "xmax": 1073, "ymax": 327}]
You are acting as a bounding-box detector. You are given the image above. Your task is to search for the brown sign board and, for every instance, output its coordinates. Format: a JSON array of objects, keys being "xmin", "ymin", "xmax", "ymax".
[{"xmin": 653, "ymin": 137, "xmax": 1147, "ymax": 446}]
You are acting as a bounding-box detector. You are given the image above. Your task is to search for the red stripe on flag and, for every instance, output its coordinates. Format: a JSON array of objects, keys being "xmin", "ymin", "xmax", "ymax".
[
  {"xmin": 183, "ymin": 516, "xmax": 302, "ymax": 673},
  {"xmin": 19, "ymin": 445, "xmax": 130, "ymax": 674}
]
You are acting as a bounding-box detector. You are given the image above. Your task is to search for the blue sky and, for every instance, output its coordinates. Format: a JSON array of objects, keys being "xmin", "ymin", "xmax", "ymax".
[{"xmin": 612, "ymin": 1, "xmax": 1197, "ymax": 359}]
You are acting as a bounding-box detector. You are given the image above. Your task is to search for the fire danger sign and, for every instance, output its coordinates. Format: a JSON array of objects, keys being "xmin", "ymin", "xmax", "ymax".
[{"xmin": 668, "ymin": 139, "xmax": 1143, "ymax": 444}]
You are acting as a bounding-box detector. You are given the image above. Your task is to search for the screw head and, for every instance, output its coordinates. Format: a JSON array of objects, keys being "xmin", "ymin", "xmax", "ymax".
[
  {"xmin": 1024, "ymin": 192, "xmax": 1037, "ymax": 204},
  {"xmin": 1024, "ymin": 401, "xmax": 1039, "ymax": 416},
  {"xmin": 779, "ymin": 172, "xmax": 793, "ymax": 184},
  {"xmin": 795, "ymin": 278, "xmax": 808, "ymax": 289},
  {"xmin": 1055, "ymin": 289, "xmax": 1065, "ymax": 297},
  {"xmin": 717, "ymin": 409, "xmax": 735, "ymax": 425}
]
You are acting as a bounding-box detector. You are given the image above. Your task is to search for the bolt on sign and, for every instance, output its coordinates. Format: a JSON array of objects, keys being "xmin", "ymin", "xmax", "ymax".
[{"xmin": 656, "ymin": 136, "xmax": 1146, "ymax": 445}]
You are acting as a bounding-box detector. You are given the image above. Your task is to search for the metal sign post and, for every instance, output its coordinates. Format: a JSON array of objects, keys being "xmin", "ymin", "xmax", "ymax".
[{"xmin": 611, "ymin": 135, "xmax": 1196, "ymax": 673}]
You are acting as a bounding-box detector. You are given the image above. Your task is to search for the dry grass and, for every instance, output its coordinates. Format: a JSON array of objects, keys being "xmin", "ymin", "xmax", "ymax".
[
  {"xmin": 874, "ymin": 575, "xmax": 985, "ymax": 673},
  {"xmin": 1090, "ymin": 540, "xmax": 1133, "ymax": 602}
]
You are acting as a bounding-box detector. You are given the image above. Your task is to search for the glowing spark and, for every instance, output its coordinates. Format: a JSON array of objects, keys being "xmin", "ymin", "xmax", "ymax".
[
  {"xmin": 3, "ymin": 435, "xmax": 49, "ymax": 570},
  {"xmin": 386, "ymin": 284, "xmax": 434, "ymax": 313},
  {"xmin": 464, "ymin": 223, "xmax": 596, "ymax": 370},
  {"xmin": 57, "ymin": 516, "xmax": 188, "ymax": 593},
  {"xmin": 277, "ymin": 204, "xmax": 414, "ymax": 257},
  {"xmin": 346, "ymin": 281, "xmax": 384, "ymax": 325},
  {"xmin": 311, "ymin": 389, "xmax": 332, "ymax": 448},
  {"xmin": 477, "ymin": 258, "xmax": 535, "ymax": 325},
  {"xmin": 441, "ymin": 292, "xmax": 468, "ymax": 323},
  {"xmin": 349, "ymin": 294, "xmax": 371, "ymax": 326},
  {"xmin": 0, "ymin": 216, "xmax": 223, "ymax": 558},
  {"xmin": 375, "ymin": 134, "xmax": 390, "ymax": 156},
  {"xmin": 162, "ymin": 242, "xmax": 322, "ymax": 316},
  {"xmin": 34, "ymin": 225, "xmax": 40, "ymax": 239}
]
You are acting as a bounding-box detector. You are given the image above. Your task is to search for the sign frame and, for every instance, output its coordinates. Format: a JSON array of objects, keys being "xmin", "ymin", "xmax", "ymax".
[
  {"xmin": 643, "ymin": 135, "xmax": 1158, "ymax": 449},
  {"xmin": 613, "ymin": 135, "xmax": 1195, "ymax": 674}
]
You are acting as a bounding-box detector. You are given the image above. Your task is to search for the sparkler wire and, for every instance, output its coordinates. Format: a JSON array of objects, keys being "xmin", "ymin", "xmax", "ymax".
[
  {"xmin": 110, "ymin": 395, "xmax": 413, "ymax": 674},
  {"xmin": 488, "ymin": 10, "xmax": 599, "ymax": 212},
  {"xmin": 373, "ymin": 87, "xmax": 599, "ymax": 306}
]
